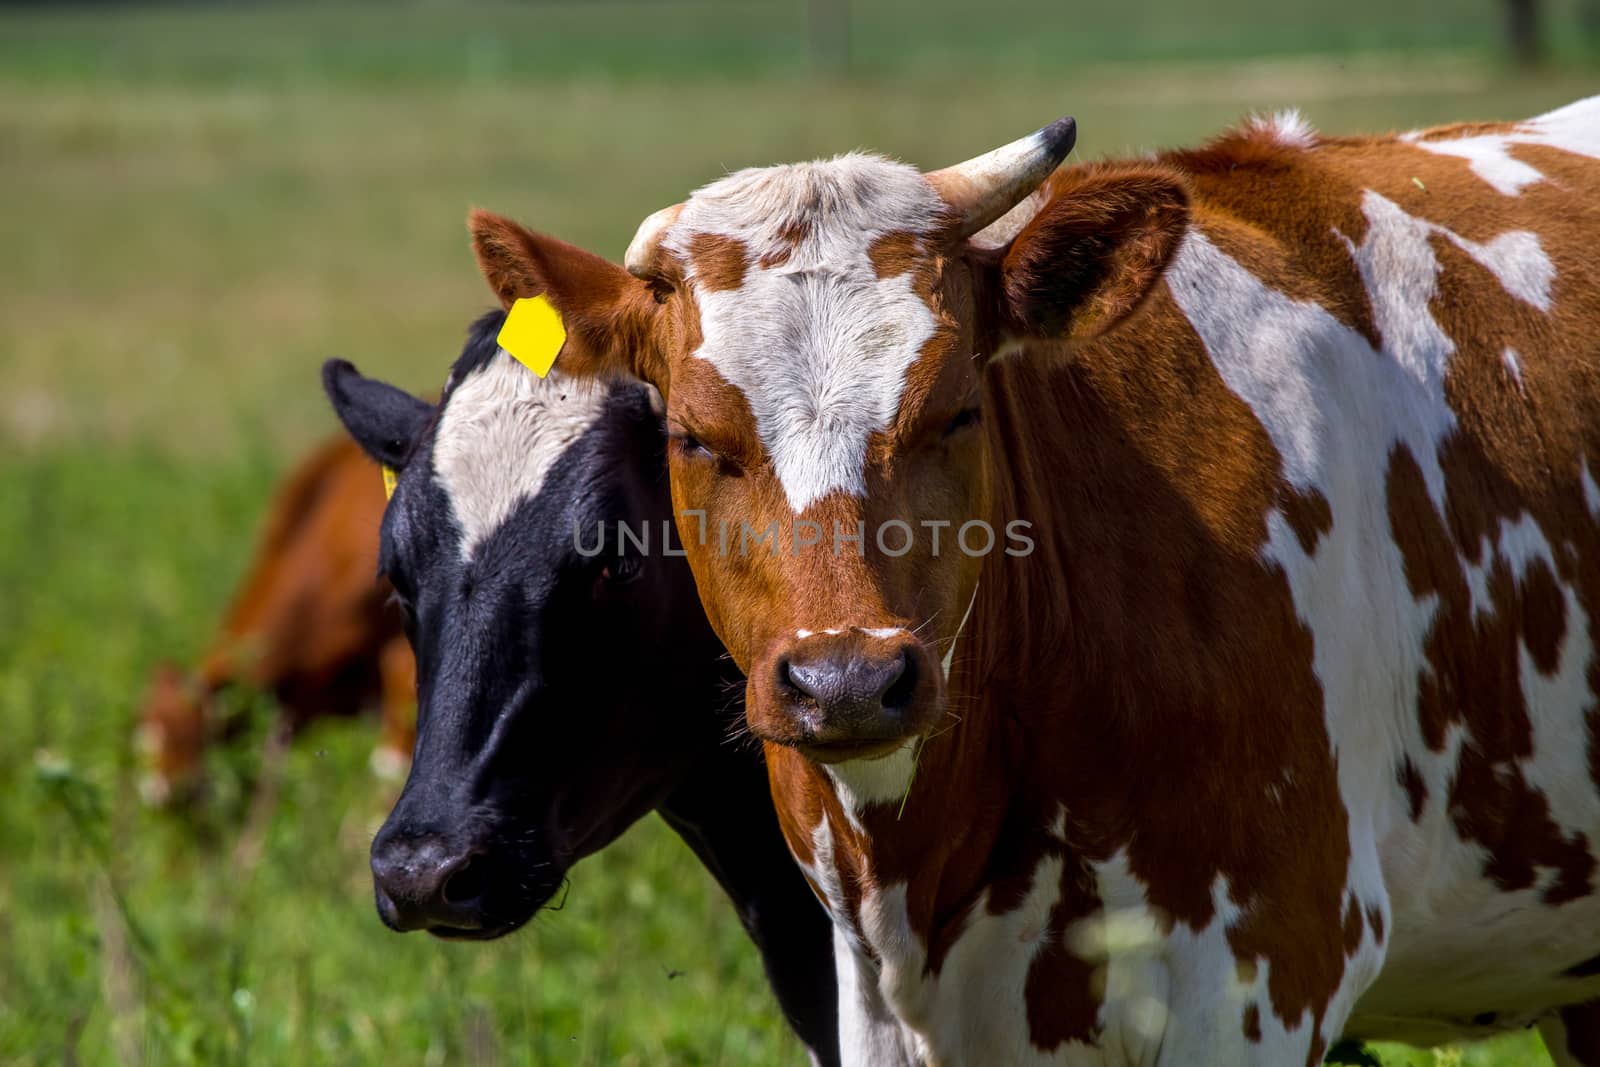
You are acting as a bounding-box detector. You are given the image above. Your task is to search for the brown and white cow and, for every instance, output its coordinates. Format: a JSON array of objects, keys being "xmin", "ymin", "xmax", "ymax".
[
  {"xmin": 467, "ymin": 97, "xmax": 1600, "ymax": 1064},
  {"xmin": 139, "ymin": 434, "xmax": 415, "ymax": 803}
]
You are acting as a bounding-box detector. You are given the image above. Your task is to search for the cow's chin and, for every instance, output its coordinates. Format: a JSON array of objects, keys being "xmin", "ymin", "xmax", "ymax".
[{"xmin": 794, "ymin": 737, "xmax": 909, "ymax": 765}]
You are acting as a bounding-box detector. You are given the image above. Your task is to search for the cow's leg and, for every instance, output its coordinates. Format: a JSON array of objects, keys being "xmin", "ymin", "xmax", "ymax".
[
  {"xmin": 1540, "ymin": 1002, "xmax": 1600, "ymax": 1066},
  {"xmin": 833, "ymin": 929, "xmax": 923, "ymax": 1067},
  {"xmin": 369, "ymin": 635, "xmax": 415, "ymax": 780}
]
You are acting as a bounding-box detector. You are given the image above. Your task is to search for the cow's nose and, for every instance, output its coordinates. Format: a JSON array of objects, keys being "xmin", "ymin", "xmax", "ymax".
[
  {"xmin": 370, "ymin": 832, "xmax": 488, "ymax": 933},
  {"xmin": 782, "ymin": 649, "xmax": 914, "ymax": 718}
]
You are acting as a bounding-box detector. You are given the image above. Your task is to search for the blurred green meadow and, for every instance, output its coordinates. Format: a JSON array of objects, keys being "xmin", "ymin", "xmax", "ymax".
[{"xmin": 2, "ymin": 2, "xmax": 1597, "ymax": 1063}]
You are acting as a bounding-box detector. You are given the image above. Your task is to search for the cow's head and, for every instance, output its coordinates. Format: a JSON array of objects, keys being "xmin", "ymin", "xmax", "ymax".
[
  {"xmin": 324, "ymin": 310, "xmax": 721, "ymax": 939},
  {"xmin": 468, "ymin": 121, "xmax": 1188, "ymax": 763}
]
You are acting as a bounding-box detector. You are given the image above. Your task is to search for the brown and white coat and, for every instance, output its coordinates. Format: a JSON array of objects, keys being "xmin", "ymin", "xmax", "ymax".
[{"xmin": 469, "ymin": 97, "xmax": 1600, "ymax": 1065}]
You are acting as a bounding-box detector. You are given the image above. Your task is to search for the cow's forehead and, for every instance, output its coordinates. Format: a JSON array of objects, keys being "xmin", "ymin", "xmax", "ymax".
[
  {"xmin": 662, "ymin": 154, "xmax": 960, "ymax": 514},
  {"xmin": 431, "ymin": 355, "xmax": 614, "ymax": 560},
  {"xmin": 670, "ymin": 152, "xmax": 949, "ymax": 263}
]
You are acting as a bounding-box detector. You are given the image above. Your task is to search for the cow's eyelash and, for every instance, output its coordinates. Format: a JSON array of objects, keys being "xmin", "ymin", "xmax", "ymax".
[{"xmin": 669, "ymin": 430, "xmax": 714, "ymax": 459}]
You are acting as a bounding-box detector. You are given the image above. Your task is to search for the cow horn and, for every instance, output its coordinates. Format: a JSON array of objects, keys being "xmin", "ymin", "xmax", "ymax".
[
  {"xmin": 925, "ymin": 117, "xmax": 1078, "ymax": 241},
  {"xmin": 625, "ymin": 203, "xmax": 684, "ymax": 278}
]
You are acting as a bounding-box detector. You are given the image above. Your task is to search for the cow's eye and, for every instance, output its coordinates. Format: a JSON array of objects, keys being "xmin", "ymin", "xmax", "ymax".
[
  {"xmin": 670, "ymin": 429, "xmax": 714, "ymax": 461},
  {"xmin": 944, "ymin": 406, "xmax": 982, "ymax": 437}
]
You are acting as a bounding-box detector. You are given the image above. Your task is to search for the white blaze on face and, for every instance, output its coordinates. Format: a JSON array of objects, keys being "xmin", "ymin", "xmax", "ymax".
[
  {"xmin": 664, "ymin": 154, "xmax": 950, "ymax": 514},
  {"xmin": 432, "ymin": 355, "xmax": 612, "ymax": 559},
  {"xmin": 1401, "ymin": 94, "xmax": 1600, "ymax": 197}
]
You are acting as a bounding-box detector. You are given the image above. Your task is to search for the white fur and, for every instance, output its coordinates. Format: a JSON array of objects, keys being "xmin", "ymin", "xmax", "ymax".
[
  {"xmin": 801, "ymin": 815, "xmax": 923, "ymax": 1066},
  {"xmin": 1247, "ymin": 108, "xmax": 1318, "ymax": 149},
  {"xmin": 1583, "ymin": 460, "xmax": 1600, "ymax": 521},
  {"xmin": 660, "ymin": 154, "xmax": 949, "ymax": 513},
  {"xmin": 825, "ymin": 743, "xmax": 916, "ymax": 827},
  {"xmin": 432, "ymin": 354, "xmax": 611, "ymax": 559},
  {"xmin": 1402, "ymin": 95, "xmax": 1600, "ymax": 197},
  {"xmin": 1503, "ymin": 347, "xmax": 1525, "ymax": 392}
]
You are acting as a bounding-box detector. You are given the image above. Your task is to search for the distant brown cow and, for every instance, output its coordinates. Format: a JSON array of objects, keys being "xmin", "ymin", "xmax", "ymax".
[{"xmin": 139, "ymin": 435, "xmax": 415, "ymax": 804}]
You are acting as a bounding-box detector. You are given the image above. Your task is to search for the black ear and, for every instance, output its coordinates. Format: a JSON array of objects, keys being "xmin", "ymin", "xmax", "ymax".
[{"xmin": 321, "ymin": 359, "xmax": 434, "ymax": 470}]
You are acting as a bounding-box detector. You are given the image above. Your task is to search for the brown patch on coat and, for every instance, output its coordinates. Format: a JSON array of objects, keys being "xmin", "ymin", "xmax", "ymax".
[
  {"xmin": 1388, "ymin": 445, "xmax": 1597, "ymax": 903},
  {"xmin": 1243, "ymin": 1003, "xmax": 1263, "ymax": 1042},
  {"xmin": 1279, "ymin": 486, "xmax": 1334, "ymax": 555},
  {"xmin": 1398, "ymin": 757, "xmax": 1428, "ymax": 821},
  {"xmin": 1407, "ymin": 118, "xmax": 1520, "ymax": 143},
  {"xmin": 1341, "ymin": 894, "xmax": 1365, "ymax": 956},
  {"xmin": 753, "ymin": 216, "xmax": 814, "ymax": 269},
  {"xmin": 869, "ymin": 231, "xmax": 922, "ymax": 280},
  {"xmin": 686, "ymin": 232, "xmax": 750, "ymax": 292},
  {"xmin": 1365, "ymin": 905, "xmax": 1385, "ymax": 946}
]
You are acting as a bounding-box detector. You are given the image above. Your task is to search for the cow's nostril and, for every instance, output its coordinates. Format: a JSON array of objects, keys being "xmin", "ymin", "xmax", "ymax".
[
  {"xmin": 441, "ymin": 853, "xmax": 488, "ymax": 907},
  {"xmin": 882, "ymin": 650, "xmax": 916, "ymax": 712},
  {"xmin": 777, "ymin": 656, "xmax": 804, "ymax": 697}
]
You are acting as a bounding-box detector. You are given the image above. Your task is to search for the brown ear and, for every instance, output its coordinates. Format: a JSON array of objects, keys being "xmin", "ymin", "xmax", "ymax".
[
  {"xmin": 468, "ymin": 208, "xmax": 663, "ymax": 384},
  {"xmin": 996, "ymin": 165, "xmax": 1189, "ymax": 343}
]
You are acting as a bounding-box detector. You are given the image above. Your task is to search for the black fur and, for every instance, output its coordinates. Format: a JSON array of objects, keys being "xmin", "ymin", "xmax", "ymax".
[{"xmin": 322, "ymin": 315, "xmax": 839, "ymax": 1064}]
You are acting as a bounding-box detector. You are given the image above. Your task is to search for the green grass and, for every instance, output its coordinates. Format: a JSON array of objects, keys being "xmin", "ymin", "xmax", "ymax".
[
  {"xmin": 1, "ymin": 2, "xmax": 1596, "ymax": 1063},
  {"xmin": 0, "ymin": 450, "xmax": 812, "ymax": 1065}
]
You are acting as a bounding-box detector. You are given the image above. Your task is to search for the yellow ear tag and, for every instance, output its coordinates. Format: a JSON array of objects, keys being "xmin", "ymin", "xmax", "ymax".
[
  {"xmin": 497, "ymin": 295, "xmax": 566, "ymax": 378},
  {"xmin": 381, "ymin": 466, "xmax": 398, "ymax": 500}
]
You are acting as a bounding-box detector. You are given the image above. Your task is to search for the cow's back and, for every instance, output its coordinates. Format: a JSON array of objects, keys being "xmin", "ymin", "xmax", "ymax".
[{"xmin": 204, "ymin": 435, "xmax": 398, "ymax": 711}]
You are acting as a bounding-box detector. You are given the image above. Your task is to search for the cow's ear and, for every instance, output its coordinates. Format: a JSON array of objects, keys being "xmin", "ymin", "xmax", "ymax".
[
  {"xmin": 992, "ymin": 165, "xmax": 1189, "ymax": 344},
  {"xmin": 321, "ymin": 359, "xmax": 434, "ymax": 470},
  {"xmin": 468, "ymin": 209, "xmax": 664, "ymax": 385}
]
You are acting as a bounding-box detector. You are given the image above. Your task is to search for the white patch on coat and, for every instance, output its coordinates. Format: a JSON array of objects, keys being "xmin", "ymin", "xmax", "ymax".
[
  {"xmin": 858, "ymin": 859, "xmax": 1105, "ymax": 1066},
  {"xmin": 1402, "ymin": 94, "xmax": 1600, "ymax": 196},
  {"xmin": 860, "ymin": 626, "xmax": 906, "ymax": 639},
  {"xmin": 658, "ymin": 154, "xmax": 948, "ymax": 513},
  {"xmin": 1247, "ymin": 108, "xmax": 1318, "ymax": 149},
  {"xmin": 432, "ymin": 355, "xmax": 611, "ymax": 559},
  {"xmin": 825, "ymin": 743, "xmax": 916, "ymax": 827},
  {"xmin": 832, "ymin": 925, "xmax": 924, "ymax": 1067},
  {"xmin": 1583, "ymin": 460, "xmax": 1600, "ymax": 521},
  {"xmin": 1503, "ymin": 347, "xmax": 1525, "ymax": 392}
]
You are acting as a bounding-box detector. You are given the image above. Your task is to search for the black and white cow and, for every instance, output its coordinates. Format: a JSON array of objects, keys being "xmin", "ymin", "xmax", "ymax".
[{"xmin": 322, "ymin": 310, "xmax": 838, "ymax": 1065}]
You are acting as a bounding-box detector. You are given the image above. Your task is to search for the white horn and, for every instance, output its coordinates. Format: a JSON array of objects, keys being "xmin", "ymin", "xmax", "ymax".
[
  {"xmin": 625, "ymin": 203, "xmax": 684, "ymax": 277},
  {"xmin": 925, "ymin": 117, "xmax": 1077, "ymax": 241}
]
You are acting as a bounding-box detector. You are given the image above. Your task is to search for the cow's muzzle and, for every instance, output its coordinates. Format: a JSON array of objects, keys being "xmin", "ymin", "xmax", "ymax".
[
  {"xmin": 750, "ymin": 628, "xmax": 942, "ymax": 762},
  {"xmin": 369, "ymin": 819, "xmax": 554, "ymax": 940}
]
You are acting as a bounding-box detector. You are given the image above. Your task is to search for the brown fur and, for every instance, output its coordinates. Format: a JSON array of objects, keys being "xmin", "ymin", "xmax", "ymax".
[{"xmin": 139, "ymin": 436, "xmax": 413, "ymax": 800}]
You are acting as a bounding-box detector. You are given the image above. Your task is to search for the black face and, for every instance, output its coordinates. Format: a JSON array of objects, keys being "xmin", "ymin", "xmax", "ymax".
[{"xmin": 324, "ymin": 312, "xmax": 725, "ymax": 940}]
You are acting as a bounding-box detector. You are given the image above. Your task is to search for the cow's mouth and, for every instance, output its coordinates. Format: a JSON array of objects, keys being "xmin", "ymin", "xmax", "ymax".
[{"xmin": 795, "ymin": 737, "xmax": 909, "ymax": 764}]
